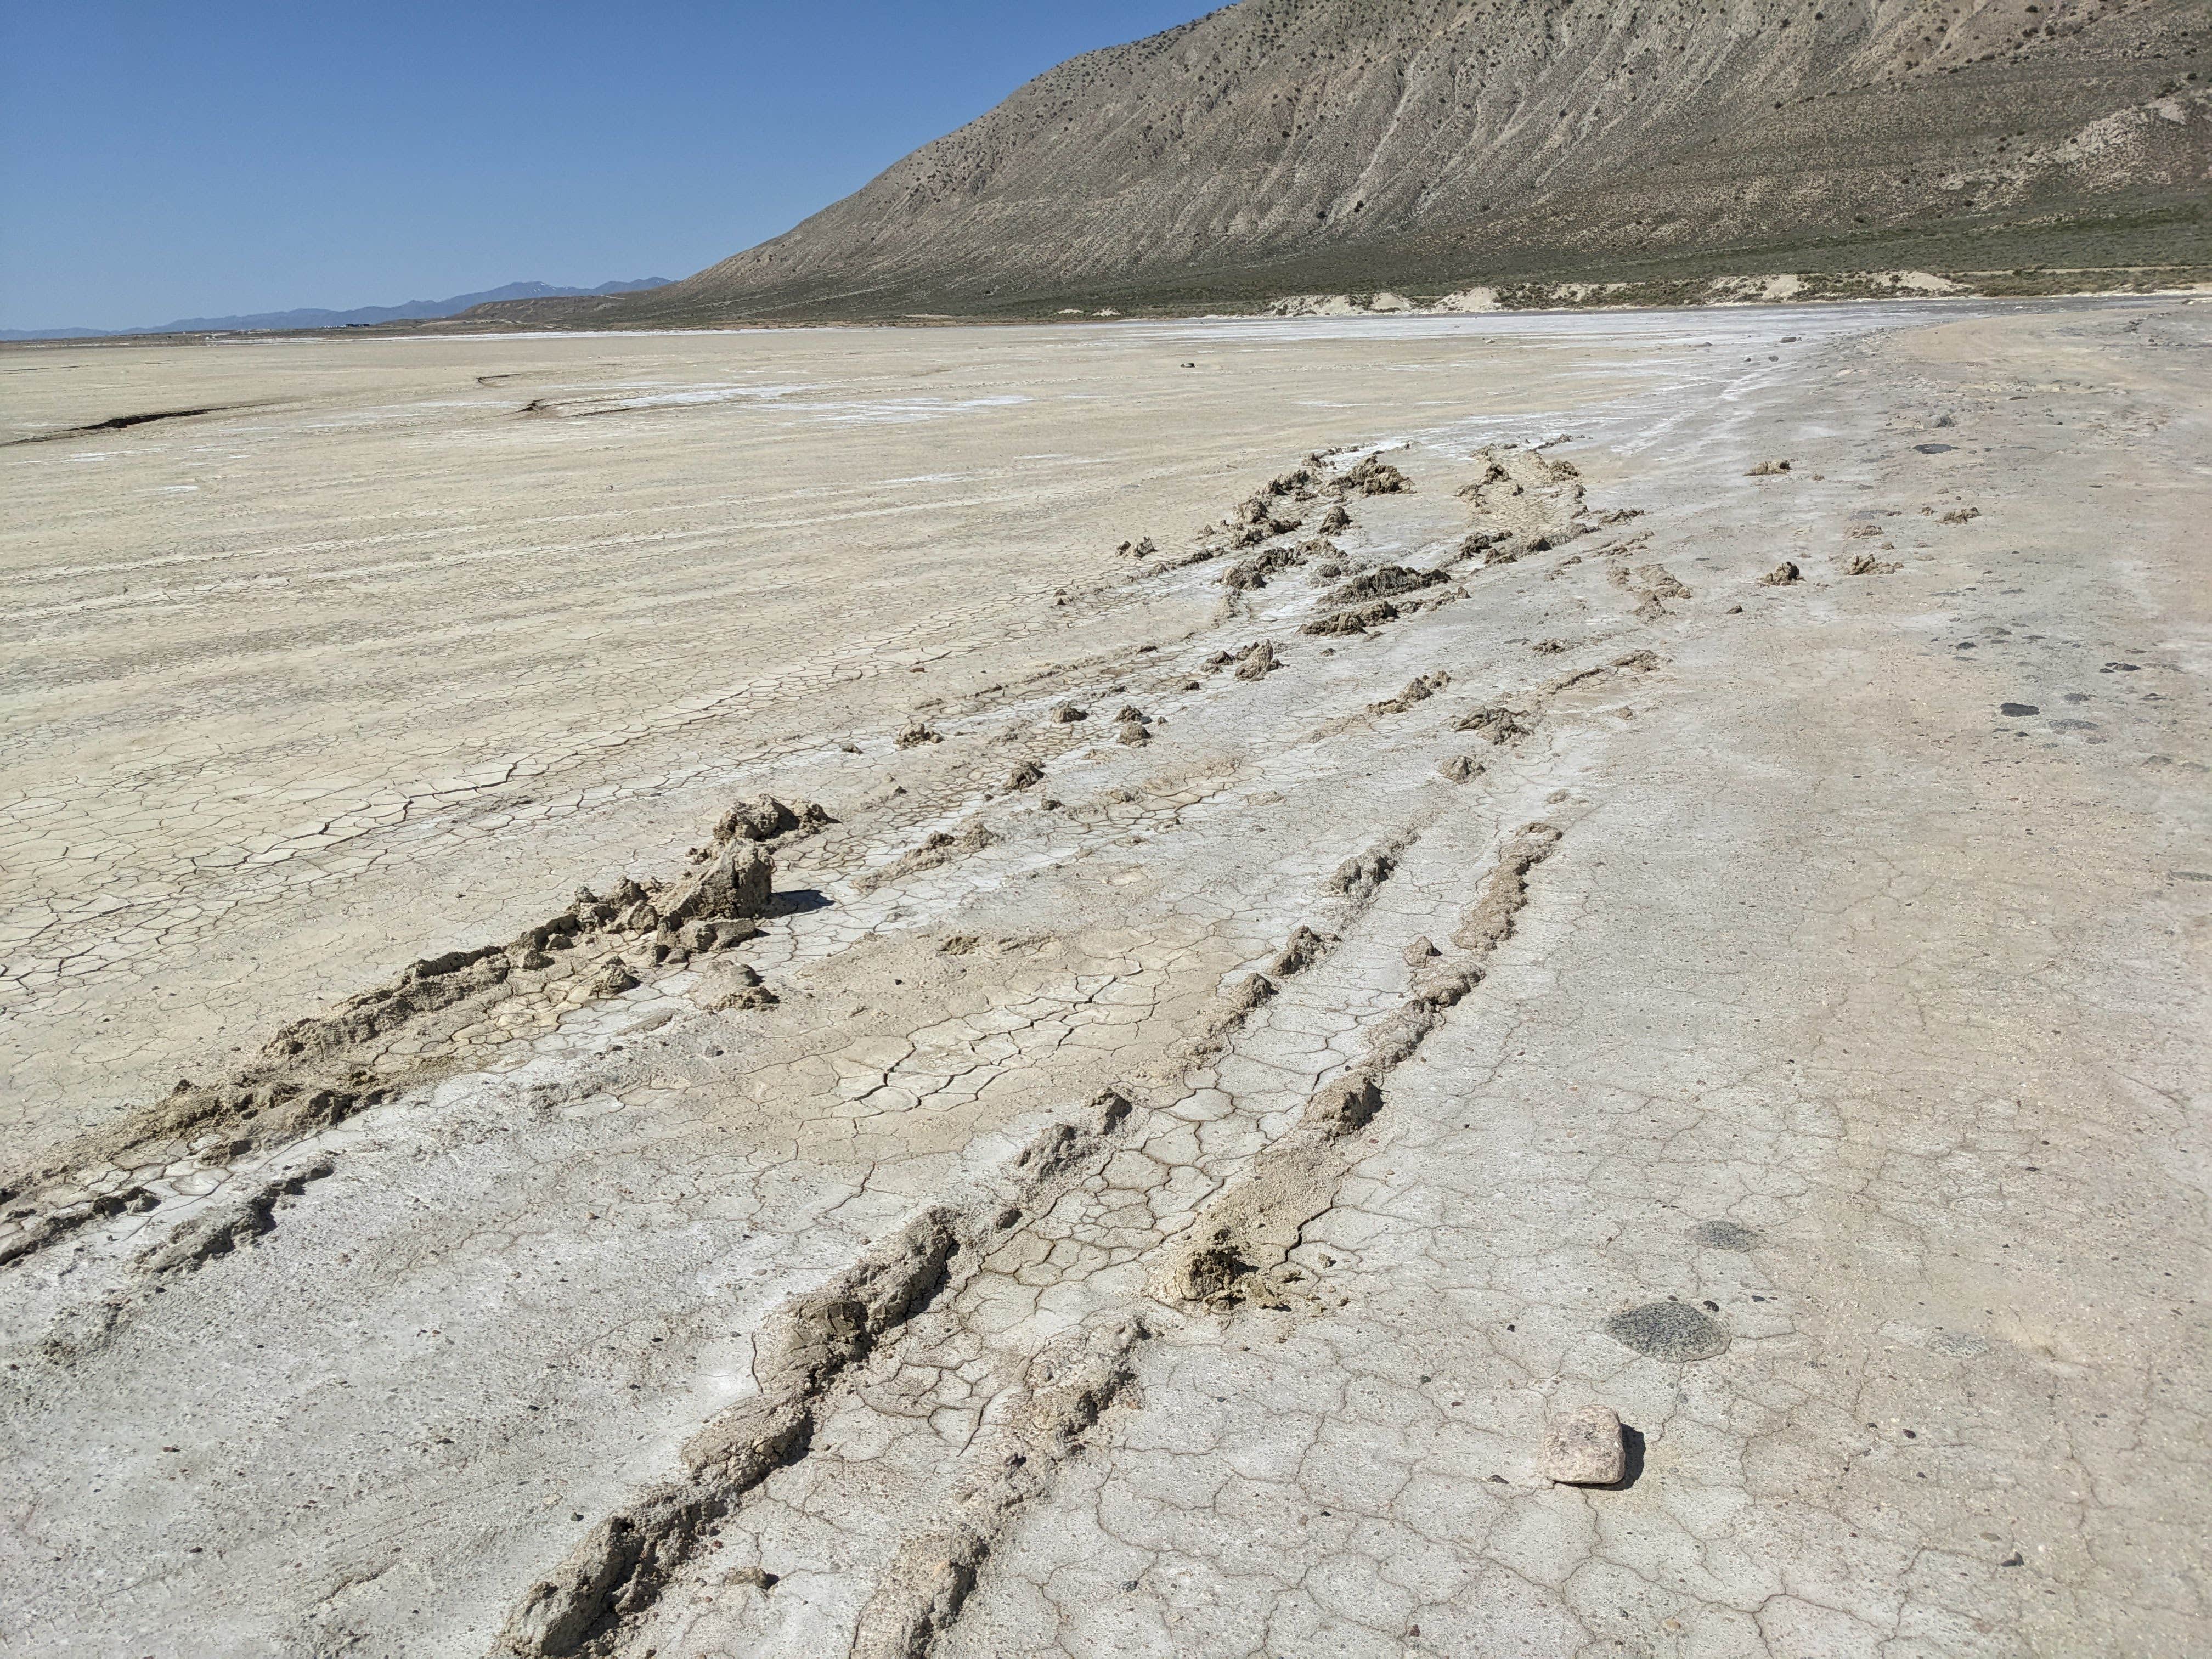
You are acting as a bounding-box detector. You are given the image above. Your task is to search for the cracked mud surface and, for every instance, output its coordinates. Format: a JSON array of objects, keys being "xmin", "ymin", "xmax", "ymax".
[{"xmin": 2, "ymin": 301, "xmax": 2207, "ymax": 1657}]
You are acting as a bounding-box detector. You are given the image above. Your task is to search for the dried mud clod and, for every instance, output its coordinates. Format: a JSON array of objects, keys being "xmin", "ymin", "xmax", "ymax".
[
  {"xmin": 1004, "ymin": 759, "xmax": 1046, "ymax": 791},
  {"xmin": 1438, "ymin": 754, "xmax": 1486, "ymax": 783},
  {"xmin": 1268, "ymin": 925, "xmax": 1331, "ymax": 978},
  {"xmin": 1328, "ymin": 842, "xmax": 1402, "ymax": 906},
  {"xmin": 1841, "ymin": 551, "xmax": 1903, "ymax": 575},
  {"xmin": 1747, "ymin": 458, "xmax": 1794, "ymax": 476},
  {"xmin": 895, "ymin": 721, "xmax": 942, "ymax": 749},
  {"xmin": 1231, "ymin": 639, "xmax": 1280, "ymax": 680},
  {"xmin": 1301, "ymin": 599, "xmax": 1398, "ymax": 636},
  {"xmin": 1221, "ymin": 541, "xmax": 1311, "ymax": 590},
  {"xmin": 1370, "ymin": 669, "xmax": 1452, "ymax": 715},
  {"xmin": 1455, "ymin": 704, "xmax": 1536, "ymax": 745},
  {"xmin": 1759, "ymin": 561, "xmax": 1803, "ymax": 586},
  {"xmin": 1330, "ymin": 454, "xmax": 1411, "ymax": 496}
]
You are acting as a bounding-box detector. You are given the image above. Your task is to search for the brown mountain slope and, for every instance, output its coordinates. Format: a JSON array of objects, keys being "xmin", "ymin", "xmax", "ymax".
[{"xmin": 475, "ymin": 0, "xmax": 2209, "ymax": 323}]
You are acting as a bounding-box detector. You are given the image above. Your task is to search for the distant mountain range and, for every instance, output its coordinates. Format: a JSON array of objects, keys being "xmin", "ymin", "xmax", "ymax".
[
  {"xmin": 462, "ymin": 0, "xmax": 2209, "ymax": 326},
  {"xmin": 1, "ymin": 279, "xmax": 673, "ymax": 342}
]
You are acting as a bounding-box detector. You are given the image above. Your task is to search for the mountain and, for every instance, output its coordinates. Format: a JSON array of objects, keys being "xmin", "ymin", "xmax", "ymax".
[
  {"xmin": 465, "ymin": 0, "xmax": 2210, "ymax": 326},
  {"xmin": 1, "ymin": 279, "xmax": 672, "ymax": 343}
]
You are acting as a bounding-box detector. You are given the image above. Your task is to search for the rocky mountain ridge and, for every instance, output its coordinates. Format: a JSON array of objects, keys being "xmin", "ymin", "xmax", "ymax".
[{"xmin": 470, "ymin": 0, "xmax": 2208, "ymax": 325}]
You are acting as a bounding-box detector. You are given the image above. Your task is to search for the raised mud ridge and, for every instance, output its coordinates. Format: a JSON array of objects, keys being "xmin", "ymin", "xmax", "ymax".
[
  {"xmin": 0, "ymin": 797, "xmax": 830, "ymax": 1270},
  {"xmin": 1155, "ymin": 821, "xmax": 1562, "ymax": 1313}
]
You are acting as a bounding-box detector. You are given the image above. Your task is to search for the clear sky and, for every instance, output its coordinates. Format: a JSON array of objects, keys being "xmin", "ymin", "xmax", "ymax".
[{"xmin": 0, "ymin": 1, "xmax": 1216, "ymax": 330}]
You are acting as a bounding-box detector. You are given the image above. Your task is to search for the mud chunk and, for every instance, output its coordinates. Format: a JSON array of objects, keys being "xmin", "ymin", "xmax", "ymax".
[
  {"xmin": 1455, "ymin": 704, "xmax": 1533, "ymax": 744},
  {"xmin": 1115, "ymin": 536, "xmax": 1158, "ymax": 557},
  {"xmin": 1329, "ymin": 844, "xmax": 1398, "ymax": 902},
  {"xmin": 1005, "ymin": 759, "xmax": 1045, "ymax": 789},
  {"xmin": 1602, "ymin": 1300, "xmax": 1728, "ymax": 1361},
  {"xmin": 1115, "ymin": 719, "xmax": 1150, "ymax": 745},
  {"xmin": 1233, "ymin": 640, "xmax": 1278, "ymax": 680},
  {"xmin": 1531, "ymin": 639, "xmax": 1567, "ymax": 654},
  {"xmin": 1690, "ymin": 1219, "xmax": 1762, "ymax": 1250},
  {"xmin": 1758, "ymin": 561, "xmax": 1802, "ymax": 586},
  {"xmin": 1302, "ymin": 600, "xmax": 1398, "ymax": 636},
  {"xmin": 1317, "ymin": 503, "xmax": 1351, "ymax": 533},
  {"xmin": 1746, "ymin": 459, "xmax": 1792, "ymax": 476},
  {"xmin": 1998, "ymin": 702, "xmax": 2040, "ymax": 717},
  {"xmin": 1326, "ymin": 563, "xmax": 1445, "ymax": 607},
  {"xmin": 662, "ymin": 843, "xmax": 773, "ymax": 924},
  {"xmin": 1306, "ymin": 1073, "xmax": 1383, "ymax": 1133},
  {"xmin": 1940, "ymin": 506, "xmax": 1980, "ymax": 524},
  {"xmin": 1403, "ymin": 936, "xmax": 1440, "ymax": 966},
  {"xmin": 592, "ymin": 960, "xmax": 641, "ymax": 996},
  {"xmin": 1336, "ymin": 455, "xmax": 1410, "ymax": 495},
  {"xmin": 681, "ymin": 917, "xmax": 762, "ymax": 953},
  {"xmin": 1543, "ymin": 1406, "xmax": 1627, "ymax": 1485},
  {"xmin": 712, "ymin": 981, "xmax": 780, "ymax": 1011},
  {"xmin": 1222, "ymin": 542, "xmax": 1308, "ymax": 590},
  {"xmin": 1635, "ymin": 563, "xmax": 1692, "ymax": 600},
  {"xmin": 1050, "ymin": 702, "xmax": 1088, "ymax": 724},
  {"xmin": 714, "ymin": 797, "xmax": 827, "ymax": 844},
  {"xmin": 1222, "ymin": 973, "xmax": 1277, "ymax": 1019},
  {"xmin": 895, "ymin": 720, "xmax": 941, "ymax": 748},
  {"xmin": 1372, "ymin": 670, "xmax": 1450, "ymax": 714},
  {"xmin": 1268, "ymin": 926, "xmax": 1329, "ymax": 977},
  {"xmin": 1840, "ymin": 551, "xmax": 1901, "ymax": 575}
]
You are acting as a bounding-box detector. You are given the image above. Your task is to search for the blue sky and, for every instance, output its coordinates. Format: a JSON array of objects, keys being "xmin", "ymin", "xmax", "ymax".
[{"xmin": 0, "ymin": 1, "xmax": 1215, "ymax": 330}]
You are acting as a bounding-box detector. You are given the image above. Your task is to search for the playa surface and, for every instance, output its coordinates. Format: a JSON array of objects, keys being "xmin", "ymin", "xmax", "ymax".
[{"xmin": 2, "ymin": 301, "xmax": 2206, "ymax": 1657}]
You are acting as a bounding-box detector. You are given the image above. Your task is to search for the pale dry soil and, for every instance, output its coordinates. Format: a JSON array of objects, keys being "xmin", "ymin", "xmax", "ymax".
[{"xmin": 0, "ymin": 302, "xmax": 2205, "ymax": 1658}]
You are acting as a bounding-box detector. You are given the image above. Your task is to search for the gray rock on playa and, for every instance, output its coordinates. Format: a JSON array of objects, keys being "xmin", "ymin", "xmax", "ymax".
[{"xmin": 1543, "ymin": 1405, "xmax": 1626, "ymax": 1485}]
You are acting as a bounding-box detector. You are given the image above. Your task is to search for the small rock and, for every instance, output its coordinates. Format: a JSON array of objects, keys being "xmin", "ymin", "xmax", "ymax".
[
  {"xmin": 1999, "ymin": 702, "xmax": 2040, "ymax": 718},
  {"xmin": 1543, "ymin": 1405, "xmax": 1626, "ymax": 1485}
]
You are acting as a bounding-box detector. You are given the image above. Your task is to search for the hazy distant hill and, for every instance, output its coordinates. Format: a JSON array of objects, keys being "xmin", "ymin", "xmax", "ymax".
[
  {"xmin": 467, "ymin": 0, "xmax": 2209, "ymax": 325},
  {"xmin": 2, "ymin": 279, "xmax": 672, "ymax": 342}
]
